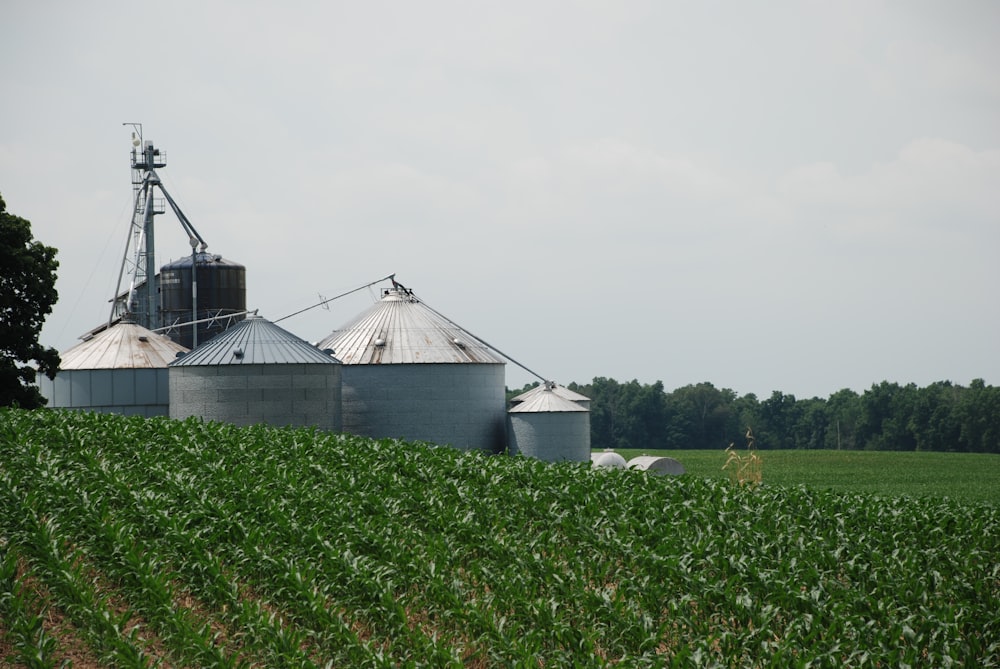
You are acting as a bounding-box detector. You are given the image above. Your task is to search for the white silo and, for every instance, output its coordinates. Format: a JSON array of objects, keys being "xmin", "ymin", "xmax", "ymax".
[
  {"xmin": 509, "ymin": 382, "xmax": 591, "ymax": 410},
  {"xmin": 507, "ymin": 383, "xmax": 590, "ymax": 462},
  {"xmin": 316, "ymin": 286, "xmax": 507, "ymax": 452},
  {"xmin": 38, "ymin": 319, "xmax": 188, "ymax": 417},
  {"xmin": 169, "ymin": 314, "xmax": 342, "ymax": 429}
]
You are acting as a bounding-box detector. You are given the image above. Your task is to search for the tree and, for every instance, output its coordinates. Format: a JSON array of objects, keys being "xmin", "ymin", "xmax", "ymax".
[
  {"xmin": 0, "ymin": 194, "xmax": 60, "ymax": 408},
  {"xmin": 825, "ymin": 388, "xmax": 860, "ymax": 450},
  {"xmin": 666, "ymin": 383, "xmax": 736, "ymax": 449}
]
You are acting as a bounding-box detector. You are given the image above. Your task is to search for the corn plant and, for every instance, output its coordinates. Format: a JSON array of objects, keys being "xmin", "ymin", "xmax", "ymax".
[{"xmin": 2, "ymin": 408, "xmax": 998, "ymax": 667}]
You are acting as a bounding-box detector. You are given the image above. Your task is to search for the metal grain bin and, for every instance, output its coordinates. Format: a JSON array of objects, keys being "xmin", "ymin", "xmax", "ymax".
[
  {"xmin": 160, "ymin": 252, "xmax": 246, "ymax": 349},
  {"xmin": 509, "ymin": 382, "xmax": 591, "ymax": 410},
  {"xmin": 316, "ymin": 287, "xmax": 506, "ymax": 452},
  {"xmin": 38, "ymin": 320, "xmax": 188, "ymax": 417},
  {"xmin": 507, "ymin": 383, "xmax": 590, "ymax": 462},
  {"xmin": 169, "ymin": 314, "xmax": 341, "ymax": 429}
]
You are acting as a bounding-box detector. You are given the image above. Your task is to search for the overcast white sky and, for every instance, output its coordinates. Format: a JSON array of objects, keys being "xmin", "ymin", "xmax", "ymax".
[{"xmin": 2, "ymin": 0, "xmax": 998, "ymax": 399}]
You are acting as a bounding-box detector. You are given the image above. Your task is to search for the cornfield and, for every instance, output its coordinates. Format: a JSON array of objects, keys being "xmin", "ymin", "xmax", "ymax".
[{"xmin": 2, "ymin": 408, "xmax": 998, "ymax": 667}]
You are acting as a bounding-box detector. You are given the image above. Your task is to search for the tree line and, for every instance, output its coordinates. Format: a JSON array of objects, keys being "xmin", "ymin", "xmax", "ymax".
[{"xmin": 508, "ymin": 378, "xmax": 1000, "ymax": 454}]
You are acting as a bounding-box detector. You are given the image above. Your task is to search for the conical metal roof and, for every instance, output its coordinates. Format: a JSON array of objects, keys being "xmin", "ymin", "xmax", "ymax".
[
  {"xmin": 171, "ymin": 314, "xmax": 340, "ymax": 366},
  {"xmin": 510, "ymin": 382, "xmax": 590, "ymax": 405},
  {"xmin": 509, "ymin": 387, "xmax": 588, "ymax": 413},
  {"xmin": 59, "ymin": 321, "xmax": 188, "ymax": 369},
  {"xmin": 317, "ymin": 288, "xmax": 505, "ymax": 364}
]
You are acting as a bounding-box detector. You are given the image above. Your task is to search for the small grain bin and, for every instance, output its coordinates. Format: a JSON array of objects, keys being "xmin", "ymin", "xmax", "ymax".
[
  {"xmin": 509, "ymin": 382, "xmax": 591, "ymax": 410},
  {"xmin": 169, "ymin": 314, "xmax": 341, "ymax": 429},
  {"xmin": 626, "ymin": 455, "xmax": 686, "ymax": 475},
  {"xmin": 38, "ymin": 319, "xmax": 188, "ymax": 416},
  {"xmin": 316, "ymin": 286, "xmax": 506, "ymax": 452},
  {"xmin": 507, "ymin": 382, "xmax": 590, "ymax": 462}
]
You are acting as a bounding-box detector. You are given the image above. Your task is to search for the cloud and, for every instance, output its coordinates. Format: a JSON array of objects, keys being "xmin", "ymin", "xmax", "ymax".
[{"xmin": 776, "ymin": 138, "xmax": 1000, "ymax": 228}]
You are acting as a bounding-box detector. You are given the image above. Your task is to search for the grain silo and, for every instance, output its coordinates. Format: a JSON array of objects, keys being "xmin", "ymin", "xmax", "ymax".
[
  {"xmin": 169, "ymin": 314, "xmax": 342, "ymax": 429},
  {"xmin": 507, "ymin": 382, "xmax": 591, "ymax": 462},
  {"xmin": 160, "ymin": 252, "xmax": 247, "ymax": 350},
  {"xmin": 316, "ymin": 286, "xmax": 507, "ymax": 452},
  {"xmin": 38, "ymin": 319, "xmax": 188, "ymax": 416},
  {"xmin": 509, "ymin": 382, "xmax": 591, "ymax": 410}
]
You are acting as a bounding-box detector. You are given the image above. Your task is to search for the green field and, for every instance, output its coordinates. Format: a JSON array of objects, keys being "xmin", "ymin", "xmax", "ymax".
[
  {"xmin": 614, "ymin": 448, "xmax": 1000, "ymax": 504},
  {"xmin": 3, "ymin": 409, "xmax": 999, "ymax": 667}
]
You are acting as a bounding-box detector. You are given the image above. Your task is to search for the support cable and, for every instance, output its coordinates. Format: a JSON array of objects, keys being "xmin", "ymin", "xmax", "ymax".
[
  {"xmin": 411, "ymin": 290, "xmax": 549, "ymax": 385},
  {"xmin": 273, "ymin": 274, "xmax": 397, "ymax": 324},
  {"xmin": 149, "ymin": 309, "xmax": 258, "ymax": 333}
]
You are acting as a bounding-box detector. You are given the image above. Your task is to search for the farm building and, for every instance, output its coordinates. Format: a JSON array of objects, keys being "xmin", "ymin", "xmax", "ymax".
[
  {"xmin": 316, "ymin": 285, "xmax": 507, "ymax": 452},
  {"xmin": 169, "ymin": 314, "xmax": 342, "ymax": 430},
  {"xmin": 38, "ymin": 319, "xmax": 187, "ymax": 417},
  {"xmin": 38, "ymin": 132, "xmax": 596, "ymax": 462}
]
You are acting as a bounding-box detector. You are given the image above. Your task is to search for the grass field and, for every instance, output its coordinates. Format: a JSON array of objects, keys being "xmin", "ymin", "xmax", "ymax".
[{"xmin": 613, "ymin": 448, "xmax": 1000, "ymax": 504}]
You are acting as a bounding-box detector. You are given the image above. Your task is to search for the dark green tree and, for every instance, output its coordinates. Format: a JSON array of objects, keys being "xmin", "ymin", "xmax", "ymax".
[
  {"xmin": 757, "ymin": 391, "xmax": 802, "ymax": 449},
  {"xmin": 825, "ymin": 388, "xmax": 861, "ymax": 449},
  {"xmin": 908, "ymin": 381, "xmax": 962, "ymax": 452},
  {"xmin": 956, "ymin": 379, "xmax": 1000, "ymax": 453},
  {"xmin": 666, "ymin": 383, "xmax": 736, "ymax": 449},
  {"xmin": 0, "ymin": 194, "xmax": 60, "ymax": 408},
  {"xmin": 857, "ymin": 381, "xmax": 918, "ymax": 451}
]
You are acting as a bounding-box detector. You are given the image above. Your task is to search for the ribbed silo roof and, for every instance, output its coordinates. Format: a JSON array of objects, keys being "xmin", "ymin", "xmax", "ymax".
[
  {"xmin": 171, "ymin": 314, "xmax": 340, "ymax": 366},
  {"xmin": 317, "ymin": 288, "xmax": 505, "ymax": 364},
  {"xmin": 510, "ymin": 383, "xmax": 590, "ymax": 405},
  {"xmin": 59, "ymin": 322, "xmax": 188, "ymax": 370},
  {"xmin": 509, "ymin": 387, "xmax": 588, "ymax": 413}
]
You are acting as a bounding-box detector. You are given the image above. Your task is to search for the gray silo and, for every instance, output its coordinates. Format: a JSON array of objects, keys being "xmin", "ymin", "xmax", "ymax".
[
  {"xmin": 509, "ymin": 382, "xmax": 591, "ymax": 410},
  {"xmin": 507, "ymin": 383, "xmax": 591, "ymax": 462},
  {"xmin": 169, "ymin": 314, "xmax": 342, "ymax": 429},
  {"xmin": 316, "ymin": 286, "xmax": 507, "ymax": 452},
  {"xmin": 38, "ymin": 320, "xmax": 188, "ymax": 417}
]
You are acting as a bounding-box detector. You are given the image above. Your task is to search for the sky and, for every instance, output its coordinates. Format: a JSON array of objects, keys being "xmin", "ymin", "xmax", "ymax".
[{"xmin": 2, "ymin": 0, "xmax": 998, "ymax": 400}]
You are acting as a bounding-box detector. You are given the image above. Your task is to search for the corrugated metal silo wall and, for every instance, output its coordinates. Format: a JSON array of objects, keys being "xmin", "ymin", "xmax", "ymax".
[
  {"xmin": 38, "ymin": 369, "xmax": 171, "ymax": 417},
  {"xmin": 169, "ymin": 364, "xmax": 342, "ymax": 430},
  {"xmin": 507, "ymin": 411, "xmax": 591, "ymax": 462},
  {"xmin": 339, "ymin": 363, "xmax": 506, "ymax": 453}
]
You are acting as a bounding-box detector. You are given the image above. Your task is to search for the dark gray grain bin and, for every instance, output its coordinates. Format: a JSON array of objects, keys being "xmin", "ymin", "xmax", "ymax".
[
  {"xmin": 316, "ymin": 287, "xmax": 506, "ymax": 452},
  {"xmin": 169, "ymin": 314, "xmax": 341, "ymax": 429},
  {"xmin": 159, "ymin": 252, "xmax": 246, "ymax": 349},
  {"xmin": 507, "ymin": 383, "xmax": 591, "ymax": 462},
  {"xmin": 38, "ymin": 320, "xmax": 188, "ymax": 417}
]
